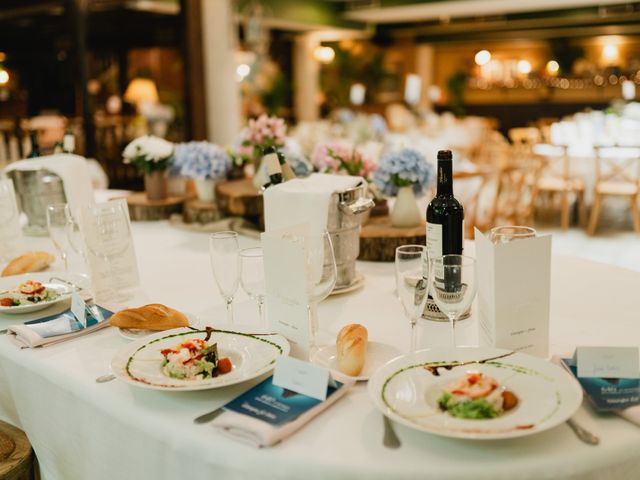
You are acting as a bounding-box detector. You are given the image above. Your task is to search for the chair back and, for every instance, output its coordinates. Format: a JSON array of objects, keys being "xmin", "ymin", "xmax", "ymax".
[{"xmin": 594, "ymin": 146, "xmax": 640, "ymax": 186}]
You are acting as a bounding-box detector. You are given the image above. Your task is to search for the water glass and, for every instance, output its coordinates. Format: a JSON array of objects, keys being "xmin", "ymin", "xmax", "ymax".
[
  {"xmin": 428, "ymin": 254, "xmax": 477, "ymax": 347},
  {"xmin": 490, "ymin": 226, "xmax": 536, "ymax": 244},
  {"xmin": 240, "ymin": 247, "xmax": 266, "ymax": 328},
  {"xmin": 209, "ymin": 231, "xmax": 240, "ymax": 324},
  {"xmin": 46, "ymin": 204, "xmax": 73, "ymax": 271},
  {"xmin": 395, "ymin": 245, "xmax": 429, "ymax": 352}
]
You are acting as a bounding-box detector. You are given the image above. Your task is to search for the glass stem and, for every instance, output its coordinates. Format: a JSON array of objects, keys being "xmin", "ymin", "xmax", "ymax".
[
  {"xmin": 449, "ymin": 314, "xmax": 457, "ymax": 347},
  {"xmin": 410, "ymin": 320, "xmax": 417, "ymax": 352},
  {"xmin": 225, "ymin": 297, "xmax": 234, "ymax": 324},
  {"xmin": 257, "ymin": 298, "xmax": 266, "ymax": 329},
  {"xmin": 62, "ymin": 253, "xmax": 68, "ymax": 272}
]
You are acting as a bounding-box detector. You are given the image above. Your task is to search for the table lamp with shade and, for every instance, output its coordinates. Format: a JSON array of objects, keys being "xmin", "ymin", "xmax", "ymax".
[{"xmin": 124, "ymin": 77, "xmax": 159, "ymax": 136}]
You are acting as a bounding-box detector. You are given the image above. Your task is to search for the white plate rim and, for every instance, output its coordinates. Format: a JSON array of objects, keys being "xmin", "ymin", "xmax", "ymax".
[
  {"xmin": 310, "ymin": 341, "xmax": 403, "ymax": 381},
  {"xmin": 368, "ymin": 347, "xmax": 583, "ymax": 440},
  {"xmin": 111, "ymin": 327, "xmax": 290, "ymax": 391}
]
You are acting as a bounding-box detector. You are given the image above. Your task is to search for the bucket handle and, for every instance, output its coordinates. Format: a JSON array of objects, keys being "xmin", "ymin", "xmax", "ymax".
[{"xmin": 339, "ymin": 196, "xmax": 374, "ymax": 216}]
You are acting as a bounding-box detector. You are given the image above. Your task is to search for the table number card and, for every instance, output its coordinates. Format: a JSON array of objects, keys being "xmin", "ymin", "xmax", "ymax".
[
  {"xmin": 0, "ymin": 179, "xmax": 23, "ymax": 260},
  {"xmin": 575, "ymin": 347, "xmax": 640, "ymax": 379},
  {"xmin": 80, "ymin": 198, "xmax": 140, "ymax": 303},
  {"xmin": 262, "ymin": 225, "xmax": 311, "ymax": 358},
  {"xmin": 475, "ymin": 228, "xmax": 552, "ymax": 358},
  {"xmin": 273, "ymin": 356, "xmax": 336, "ymax": 401}
]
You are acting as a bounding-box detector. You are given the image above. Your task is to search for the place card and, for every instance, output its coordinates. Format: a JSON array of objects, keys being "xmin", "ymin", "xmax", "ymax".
[
  {"xmin": 70, "ymin": 292, "xmax": 86, "ymax": 328},
  {"xmin": 575, "ymin": 347, "xmax": 640, "ymax": 379},
  {"xmin": 79, "ymin": 199, "xmax": 140, "ymax": 303},
  {"xmin": 262, "ymin": 224, "xmax": 311, "ymax": 357},
  {"xmin": 0, "ymin": 179, "xmax": 23, "ymax": 260},
  {"xmin": 475, "ymin": 228, "xmax": 552, "ymax": 358},
  {"xmin": 272, "ymin": 356, "xmax": 335, "ymax": 401}
]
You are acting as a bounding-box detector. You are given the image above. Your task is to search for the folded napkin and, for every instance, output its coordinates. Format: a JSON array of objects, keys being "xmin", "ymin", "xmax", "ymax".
[
  {"xmin": 617, "ymin": 405, "xmax": 640, "ymax": 427},
  {"xmin": 263, "ymin": 173, "xmax": 365, "ymax": 235},
  {"xmin": 7, "ymin": 305, "xmax": 113, "ymax": 348},
  {"xmin": 211, "ymin": 375, "xmax": 355, "ymax": 448}
]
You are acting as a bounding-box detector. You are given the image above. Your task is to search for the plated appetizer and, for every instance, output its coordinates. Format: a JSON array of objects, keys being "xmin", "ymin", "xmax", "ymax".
[
  {"xmin": 438, "ymin": 372, "xmax": 519, "ymax": 420},
  {"xmin": 0, "ymin": 280, "xmax": 60, "ymax": 307},
  {"xmin": 160, "ymin": 338, "xmax": 232, "ymax": 380}
]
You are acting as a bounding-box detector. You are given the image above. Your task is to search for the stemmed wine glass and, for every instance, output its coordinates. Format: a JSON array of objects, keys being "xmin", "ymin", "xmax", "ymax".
[
  {"xmin": 490, "ymin": 226, "xmax": 536, "ymax": 244},
  {"xmin": 240, "ymin": 247, "xmax": 266, "ymax": 328},
  {"xmin": 209, "ymin": 231, "xmax": 240, "ymax": 324},
  {"xmin": 303, "ymin": 232, "xmax": 337, "ymax": 350},
  {"xmin": 395, "ymin": 245, "xmax": 429, "ymax": 352},
  {"xmin": 428, "ymin": 254, "xmax": 477, "ymax": 347},
  {"xmin": 82, "ymin": 201, "xmax": 133, "ymax": 302},
  {"xmin": 46, "ymin": 203, "xmax": 72, "ymax": 271}
]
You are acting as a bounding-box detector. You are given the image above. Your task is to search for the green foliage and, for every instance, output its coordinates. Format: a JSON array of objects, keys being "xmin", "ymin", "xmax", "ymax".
[{"xmin": 446, "ymin": 70, "xmax": 468, "ymax": 116}]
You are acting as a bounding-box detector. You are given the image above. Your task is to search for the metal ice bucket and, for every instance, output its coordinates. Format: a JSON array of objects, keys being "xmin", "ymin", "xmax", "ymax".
[
  {"xmin": 7, "ymin": 168, "xmax": 66, "ymax": 236},
  {"xmin": 327, "ymin": 182, "xmax": 374, "ymax": 289}
]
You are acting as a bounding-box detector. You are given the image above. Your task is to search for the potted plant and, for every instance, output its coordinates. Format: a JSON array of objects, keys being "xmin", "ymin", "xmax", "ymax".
[
  {"xmin": 123, "ymin": 135, "xmax": 174, "ymax": 201},
  {"xmin": 174, "ymin": 141, "xmax": 231, "ymax": 203},
  {"xmin": 373, "ymin": 148, "xmax": 434, "ymax": 228}
]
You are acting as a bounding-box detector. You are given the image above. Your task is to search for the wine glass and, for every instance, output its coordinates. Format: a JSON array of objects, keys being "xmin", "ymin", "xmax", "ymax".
[
  {"xmin": 301, "ymin": 232, "xmax": 337, "ymax": 350},
  {"xmin": 490, "ymin": 226, "xmax": 536, "ymax": 244},
  {"xmin": 240, "ymin": 247, "xmax": 266, "ymax": 328},
  {"xmin": 46, "ymin": 203, "xmax": 73, "ymax": 271},
  {"xmin": 82, "ymin": 201, "xmax": 133, "ymax": 301},
  {"xmin": 395, "ymin": 245, "xmax": 429, "ymax": 352},
  {"xmin": 428, "ymin": 254, "xmax": 477, "ymax": 347},
  {"xmin": 209, "ymin": 231, "xmax": 240, "ymax": 324}
]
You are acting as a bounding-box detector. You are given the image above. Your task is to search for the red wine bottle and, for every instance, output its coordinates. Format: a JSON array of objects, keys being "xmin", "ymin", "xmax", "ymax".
[{"xmin": 426, "ymin": 150, "xmax": 464, "ymax": 289}]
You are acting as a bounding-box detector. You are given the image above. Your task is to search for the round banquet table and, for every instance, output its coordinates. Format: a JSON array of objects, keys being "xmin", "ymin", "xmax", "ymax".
[{"xmin": 0, "ymin": 221, "xmax": 639, "ymax": 480}]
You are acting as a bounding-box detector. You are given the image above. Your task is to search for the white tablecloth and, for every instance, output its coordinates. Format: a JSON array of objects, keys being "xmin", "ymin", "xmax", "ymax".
[{"xmin": 1, "ymin": 222, "xmax": 639, "ymax": 480}]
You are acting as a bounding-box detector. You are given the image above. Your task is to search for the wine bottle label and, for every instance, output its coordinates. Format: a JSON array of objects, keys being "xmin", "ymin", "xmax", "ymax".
[{"xmin": 426, "ymin": 222, "xmax": 444, "ymax": 287}]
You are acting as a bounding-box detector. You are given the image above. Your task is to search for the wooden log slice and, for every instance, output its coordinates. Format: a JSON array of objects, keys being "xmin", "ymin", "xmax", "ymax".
[
  {"xmin": 359, "ymin": 216, "xmax": 426, "ymax": 262},
  {"xmin": 0, "ymin": 421, "xmax": 34, "ymax": 480},
  {"xmin": 183, "ymin": 200, "xmax": 225, "ymax": 224},
  {"xmin": 126, "ymin": 192, "xmax": 185, "ymax": 221},
  {"xmin": 215, "ymin": 178, "xmax": 263, "ymax": 217}
]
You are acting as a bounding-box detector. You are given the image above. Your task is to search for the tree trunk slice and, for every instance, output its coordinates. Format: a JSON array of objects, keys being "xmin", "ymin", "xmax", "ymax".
[
  {"xmin": 183, "ymin": 200, "xmax": 225, "ymax": 224},
  {"xmin": 359, "ymin": 216, "xmax": 426, "ymax": 262},
  {"xmin": 0, "ymin": 421, "xmax": 34, "ymax": 480},
  {"xmin": 126, "ymin": 192, "xmax": 185, "ymax": 221},
  {"xmin": 215, "ymin": 178, "xmax": 264, "ymax": 228}
]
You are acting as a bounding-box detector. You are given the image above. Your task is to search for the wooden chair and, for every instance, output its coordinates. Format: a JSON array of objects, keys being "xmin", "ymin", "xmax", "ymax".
[
  {"xmin": 508, "ymin": 127, "xmax": 541, "ymax": 148},
  {"xmin": 533, "ymin": 145, "xmax": 587, "ymax": 230},
  {"xmin": 588, "ymin": 146, "xmax": 640, "ymax": 235}
]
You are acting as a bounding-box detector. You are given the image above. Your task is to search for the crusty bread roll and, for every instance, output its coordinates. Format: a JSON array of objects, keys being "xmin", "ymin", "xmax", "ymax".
[
  {"xmin": 109, "ymin": 304, "xmax": 189, "ymax": 331},
  {"xmin": 1, "ymin": 251, "xmax": 55, "ymax": 277},
  {"xmin": 336, "ymin": 324, "xmax": 368, "ymax": 376}
]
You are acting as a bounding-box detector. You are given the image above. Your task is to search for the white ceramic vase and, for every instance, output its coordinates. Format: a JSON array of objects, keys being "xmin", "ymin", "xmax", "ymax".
[
  {"xmin": 194, "ymin": 177, "xmax": 216, "ymax": 203},
  {"xmin": 391, "ymin": 186, "xmax": 422, "ymax": 228}
]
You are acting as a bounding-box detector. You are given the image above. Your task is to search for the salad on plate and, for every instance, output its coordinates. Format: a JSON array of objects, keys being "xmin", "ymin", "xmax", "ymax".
[
  {"xmin": 160, "ymin": 337, "xmax": 233, "ymax": 380},
  {"xmin": 0, "ymin": 280, "xmax": 61, "ymax": 307}
]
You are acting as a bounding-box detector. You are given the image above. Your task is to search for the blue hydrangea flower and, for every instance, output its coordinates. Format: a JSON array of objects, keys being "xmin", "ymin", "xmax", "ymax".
[
  {"xmin": 373, "ymin": 148, "xmax": 434, "ymax": 197},
  {"xmin": 173, "ymin": 141, "xmax": 231, "ymax": 180}
]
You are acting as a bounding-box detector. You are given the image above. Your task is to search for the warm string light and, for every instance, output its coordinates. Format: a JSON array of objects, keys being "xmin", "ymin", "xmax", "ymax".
[
  {"xmin": 474, "ymin": 50, "xmax": 491, "ymax": 66},
  {"xmin": 313, "ymin": 46, "xmax": 335, "ymax": 64}
]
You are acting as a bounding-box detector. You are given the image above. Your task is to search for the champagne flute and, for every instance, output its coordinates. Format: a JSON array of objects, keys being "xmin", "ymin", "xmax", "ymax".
[
  {"xmin": 46, "ymin": 203, "xmax": 72, "ymax": 271},
  {"xmin": 395, "ymin": 245, "xmax": 429, "ymax": 352},
  {"xmin": 240, "ymin": 247, "xmax": 266, "ymax": 328},
  {"xmin": 209, "ymin": 231, "xmax": 240, "ymax": 324},
  {"xmin": 490, "ymin": 226, "xmax": 536, "ymax": 244},
  {"xmin": 428, "ymin": 254, "xmax": 477, "ymax": 347}
]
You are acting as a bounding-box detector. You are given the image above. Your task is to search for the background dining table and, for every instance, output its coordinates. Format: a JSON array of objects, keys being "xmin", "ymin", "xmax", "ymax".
[{"xmin": 0, "ymin": 220, "xmax": 639, "ymax": 480}]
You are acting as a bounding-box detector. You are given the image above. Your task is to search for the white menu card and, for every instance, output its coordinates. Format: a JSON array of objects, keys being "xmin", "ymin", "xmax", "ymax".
[
  {"xmin": 80, "ymin": 198, "xmax": 140, "ymax": 303},
  {"xmin": 475, "ymin": 228, "xmax": 552, "ymax": 358},
  {"xmin": 262, "ymin": 224, "xmax": 311, "ymax": 359},
  {"xmin": 0, "ymin": 178, "xmax": 22, "ymax": 260}
]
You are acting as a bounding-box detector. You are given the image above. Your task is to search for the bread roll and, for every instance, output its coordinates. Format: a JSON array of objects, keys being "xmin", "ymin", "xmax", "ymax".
[
  {"xmin": 109, "ymin": 304, "xmax": 189, "ymax": 331},
  {"xmin": 336, "ymin": 324, "xmax": 368, "ymax": 376},
  {"xmin": 2, "ymin": 251, "xmax": 55, "ymax": 277}
]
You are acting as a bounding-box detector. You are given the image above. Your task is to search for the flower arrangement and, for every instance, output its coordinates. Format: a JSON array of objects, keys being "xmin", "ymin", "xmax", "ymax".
[
  {"xmin": 172, "ymin": 141, "xmax": 231, "ymax": 180},
  {"xmin": 310, "ymin": 142, "xmax": 377, "ymax": 180},
  {"xmin": 233, "ymin": 114, "xmax": 287, "ymax": 165},
  {"xmin": 373, "ymin": 148, "xmax": 434, "ymax": 197},
  {"xmin": 123, "ymin": 135, "xmax": 174, "ymax": 173}
]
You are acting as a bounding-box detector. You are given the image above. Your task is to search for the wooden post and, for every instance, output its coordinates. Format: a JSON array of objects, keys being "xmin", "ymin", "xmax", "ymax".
[{"xmin": 181, "ymin": 0, "xmax": 207, "ymax": 140}]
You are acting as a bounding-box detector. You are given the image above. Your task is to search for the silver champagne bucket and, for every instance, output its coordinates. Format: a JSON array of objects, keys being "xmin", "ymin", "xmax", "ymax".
[
  {"xmin": 328, "ymin": 182, "xmax": 374, "ymax": 289},
  {"xmin": 7, "ymin": 168, "xmax": 67, "ymax": 236}
]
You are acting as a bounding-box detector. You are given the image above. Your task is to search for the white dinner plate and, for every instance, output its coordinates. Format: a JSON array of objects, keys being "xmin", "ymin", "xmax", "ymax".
[
  {"xmin": 111, "ymin": 327, "xmax": 290, "ymax": 391},
  {"xmin": 311, "ymin": 341, "xmax": 402, "ymax": 381},
  {"xmin": 0, "ymin": 272, "xmax": 86, "ymax": 315},
  {"xmin": 368, "ymin": 347, "xmax": 583, "ymax": 440}
]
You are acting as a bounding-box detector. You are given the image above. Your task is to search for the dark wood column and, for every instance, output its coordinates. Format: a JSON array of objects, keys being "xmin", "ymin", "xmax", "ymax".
[{"xmin": 181, "ymin": 0, "xmax": 207, "ymax": 140}]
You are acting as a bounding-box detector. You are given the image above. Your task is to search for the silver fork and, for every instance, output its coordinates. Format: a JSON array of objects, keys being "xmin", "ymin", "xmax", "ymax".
[
  {"xmin": 566, "ymin": 418, "xmax": 599, "ymax": 445},
  {"xmin": 382, "ymin": 414, "xmax": 401, "ymax": 449}
]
